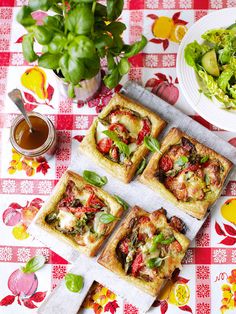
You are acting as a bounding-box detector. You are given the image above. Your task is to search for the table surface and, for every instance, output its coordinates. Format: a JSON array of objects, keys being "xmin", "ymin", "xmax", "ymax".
[{"xmin": 1, "ymin": 1, "xmax": 236, "ymax": 314}]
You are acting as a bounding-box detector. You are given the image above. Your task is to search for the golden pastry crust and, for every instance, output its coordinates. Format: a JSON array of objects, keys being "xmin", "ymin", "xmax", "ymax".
[
  {"xmin": 79, "ymin": 93, "xmax": 166, "ymax": 183},
  {"xmin": 36, "ymin": 170, "xmax": 123, "ymax": 257},
  {"xmin": 98, "ymin": 206, "xmax": 190, "ymax": 297},
  {"xmin": 140, "ymin": 127, "xmax": 233, "ymax": 220}
]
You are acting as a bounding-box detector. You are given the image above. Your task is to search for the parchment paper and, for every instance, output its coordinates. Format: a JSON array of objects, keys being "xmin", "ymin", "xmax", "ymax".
[{"xmin": 29, "ymin": 81, "xmax": 236, "ymax": 314}]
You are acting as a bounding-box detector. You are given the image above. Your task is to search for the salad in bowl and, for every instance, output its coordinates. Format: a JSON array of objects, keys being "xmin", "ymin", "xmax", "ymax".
[{"xmin": 184, "ymin": 25, "xmax": 236, "ymax": 110}]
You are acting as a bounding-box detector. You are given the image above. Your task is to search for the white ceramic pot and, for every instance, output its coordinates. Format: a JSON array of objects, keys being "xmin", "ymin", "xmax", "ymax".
[{"xmin": 54, "ymin": 70, "xmax": 101, "ymax": 102}]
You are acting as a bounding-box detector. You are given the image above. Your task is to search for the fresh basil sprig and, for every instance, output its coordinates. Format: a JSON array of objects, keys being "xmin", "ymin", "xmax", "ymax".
[
  {"xmin": 99, "ymin": 213, "xmax": 118, "ymax": 224},
  {"xmin": 144, "ymin": 136, "xmax": 161, "ymax": 153},
  {"xmin": 103, "ymin": 130, "xmax": 130, "ymax": 157},
  {"xmin": 65, "ymin": 273, "xmax": 84, "ymax": 293},
  {"xmin": 21, "ymin": 255, "xmax": 46, "ymax": 274},
  {"xmin": 175, "ymin": 156, "xmax": 189, "ymax": 167},
  {"xmin": 150, "ymin": 233, "xmax": 175, "ymax": 253},
  {"xmin": 114, "ymin": 195, "xmax": 129, "ymax": 210},
  {"xmin": 136, "ymin": 158, "xmax": 147, "ymax": 175},
  {"xmin": 200, "ymin": 155, "xmax": 209, "ymax": 163},
  {"xmin": 147, "ymin": 256, "xmax": 168, "ymax": 269},
  {"xmin": 83, "ymin": 170, "xmax": 107, "ymax": 187}
]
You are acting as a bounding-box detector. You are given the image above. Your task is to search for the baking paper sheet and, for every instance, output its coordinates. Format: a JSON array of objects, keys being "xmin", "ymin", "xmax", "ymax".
[{"xmin": 29, "ymin": 81, "xmax": 236, "ymax": 314}]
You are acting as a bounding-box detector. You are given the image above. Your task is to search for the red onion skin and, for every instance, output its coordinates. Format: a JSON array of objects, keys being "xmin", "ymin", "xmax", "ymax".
[{"xmin": 8, "ymin": 269, "xmax": 38, "ymax": 298}]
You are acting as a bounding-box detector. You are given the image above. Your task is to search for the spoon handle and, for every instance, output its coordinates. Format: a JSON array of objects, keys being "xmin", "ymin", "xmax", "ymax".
[{"xmin": 8, "ymin": 89, "xmax": 34, "ymax": 132}]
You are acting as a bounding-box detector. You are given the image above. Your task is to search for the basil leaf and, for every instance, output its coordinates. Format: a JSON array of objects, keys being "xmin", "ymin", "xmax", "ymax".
[
  {"xmin": 104, "ymin": 67, "xmax": 121, "ymax": 89},
  {"xmin": 22, "ymin": 34, "xmax": 38, "ymax": 62},
  {"xmin": 107, "ymin": 0, "xmax": 124, "ymax": 20},
  {"xmin": 103, "ymin": 130, "xmax": 119, "ymax": 142},
  {"xmin": 16, "ymin": 6, "xmax": 36, "ymax": 27},
  {"xmin": 99, "ymin": 213, "xmax": 118, "ymax": 224},
  {"xmin": 83, "ymin": 170, "xmax": 108, "ymax": 187},
  {"xmin": 124, "ymin": 35, "xmax": 147, "ymax": 58},
  {"xmin": 144, "ymin": 136, "xmax": 161, "ymax": 153},
  {"xmin": 147, "ymin": 257, "xmax": 167, "ymax": 269},
  {"xmin": 136, "ymin": 158, "xmax": 147, "ymax": 175},
  {"xmin": 200, "ymin": 156, "xmax": 209, "ymax": 163},
  {"xmin": 106, "ymin": 21, "xmax": 126, "ymax": 36},
  {"xmin": 33, "ymin": 25, "xmax": 52, "ymax": 45},
  {"xmin": 175, "ymin": 156, "xmax": 189, "ymax": 167},
  {"xmin": 65, "ymin": 273, "xmax": 84, "ymax": 293},
  {"xmin": 118, "ymin": 58, "xmax": 130, "ymax": 75},
  {"xmin": 115, "ymin": 141, "xmax": 130, "ymax": 157},
  {"xmin": 153, "ymin": 233, "xmax": 164, "ymax": 244},
  {"xmin": 114, "ymin": 195, "xmax": 129, "ymax": 210},
  {"xmin": 153, "ymin": 233, "xmax": 174, "ymax": 245},
  {"xmin": 38, "ymin": 53, "xmax": 61, "ymax": 69},
  {"xmin": 21, "ymin": 255, "xmax": 46, "ymax": 273},
  {"xmin": 103, "ymin": 130, "xmax": 130, "ymax": 157},
  {"xmin": 68, "ymin": 36, "xmax": 96, "ymax": 59},
  {"xmin": 59, "ymin": 53, "xmax": 85, "ymax": 84},
  {"xmin": 65, "ymin": 5, "xmax": 94, "ymax": 35}
]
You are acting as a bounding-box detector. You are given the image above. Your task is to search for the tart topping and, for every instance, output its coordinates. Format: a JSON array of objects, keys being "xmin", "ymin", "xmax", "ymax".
[
  {"xmin": 96, "ymin": 108, "xmax": 152, "ymax": 163},
  {"xmin": 45, "ymin": 180, "xmax": 114, "ymax": 243},
  {"xmin": 115, "ymin": 211, "xmax": 186, "ymax": 281},
  {"xmin": 157, "ymin": 137, "xmax": 224, "ymax": 202}
]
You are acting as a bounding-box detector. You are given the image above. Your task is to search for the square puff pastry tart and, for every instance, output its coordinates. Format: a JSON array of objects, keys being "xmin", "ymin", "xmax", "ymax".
[
  {"xmin": 140, "ymin": 127, "xmax": 233, "ymax": 220},
  {"xmin": 36, "ymin": 171, "xmax": 123, "ymax": 257},
  {"xmin": 79, "ymin": 93, "xmax": 166, "ymax": 183},
  {"xmin": 98, "ymin": 206, "xmax": 190, "ymax": 297}
]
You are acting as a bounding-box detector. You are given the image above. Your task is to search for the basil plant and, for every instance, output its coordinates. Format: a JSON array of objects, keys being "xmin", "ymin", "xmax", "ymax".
[{"xmin": 17, "ymin": 0, "xmax": 147, "ymax": 97}]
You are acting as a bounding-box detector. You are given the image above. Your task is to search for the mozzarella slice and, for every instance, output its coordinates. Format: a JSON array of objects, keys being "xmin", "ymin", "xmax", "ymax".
[
  {"xmin": 96, "ymin": 121, "xmax": 108, "ymax": 142},
  {"xmin": 58, "ymin": 210, "xmax": 77, "ymax": 230}
]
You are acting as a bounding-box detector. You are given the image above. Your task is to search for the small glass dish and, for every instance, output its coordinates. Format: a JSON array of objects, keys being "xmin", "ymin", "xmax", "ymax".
[{"xmin": 10, "ymin": 112, "xmax": 57, "ymax": 159}]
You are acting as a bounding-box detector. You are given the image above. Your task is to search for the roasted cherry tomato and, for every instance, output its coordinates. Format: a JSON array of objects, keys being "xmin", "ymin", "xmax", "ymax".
[
  {"xmin": 97, "ymin": 138, "xmax": 113, "ymax": 154},
  {"xmin": 139, "ymin": 216, "xmax": 150, "ymax": 224},
  {"xmin": 137, "ymin": 118, "xmax": 151, "ymax": 145},
  {"xmin": 109, "ymin": 122, "xmax": 127, "ymax": 133},
  {"xmin": 159, "ymin": 155, "xmax": 173, "ymax": 172},
  {"xmin": 171, "ymin": 240, "xmax": 182, "ymax": 252},
  {"xmin": 131, "ymin": 252, "xmax": 143, "ymax": 277}
]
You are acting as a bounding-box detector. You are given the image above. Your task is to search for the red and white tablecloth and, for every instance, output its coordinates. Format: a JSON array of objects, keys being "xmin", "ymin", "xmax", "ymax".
[{"xmin": 1, "ymin": 1, "xmax": 236, "ymax": 313}]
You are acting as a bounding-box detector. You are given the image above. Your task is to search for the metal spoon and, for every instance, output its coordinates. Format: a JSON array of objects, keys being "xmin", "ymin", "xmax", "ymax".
[{"xmin": 8, "ymin": 88, "xmax": 34, "ymax": 133}]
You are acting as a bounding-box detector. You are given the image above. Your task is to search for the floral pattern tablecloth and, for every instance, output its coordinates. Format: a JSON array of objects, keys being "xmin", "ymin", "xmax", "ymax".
[{"xmin": 1, "ymin": 1, "xmax": 236, "ymax": 314}]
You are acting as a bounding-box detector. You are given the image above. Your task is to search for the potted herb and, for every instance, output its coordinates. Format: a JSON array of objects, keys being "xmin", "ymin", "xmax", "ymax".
[{"xmin": 17, "ymin": 0, "xmax": 147, "ymax": 101}]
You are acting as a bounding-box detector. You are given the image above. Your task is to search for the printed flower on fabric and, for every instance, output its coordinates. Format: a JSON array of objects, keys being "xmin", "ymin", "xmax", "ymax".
[
  {"xmin": 220, "ymin": 269, "xmax": 236, "ymax": 313},
  {"xmin": 82, "ymin": 282, "xmax": 119, "ymax": 314},
  {"xmin": 213, "ymin": 249, "xmax": 227, "ymax": 264},
  {"xmin": 20, "ymin": 67, "xmax": 54, "ymax": 111},
  {"xmin": 215, "ymin": 199, "xmax": 236, "ymax": 246},
  {"xmin": 8, "ymin": 149, "xmax": 50, "ymax": 177},
  {"xmin": 0, "ymin": 247, "xmax": 13, "ymax": 262},
  {"xmin": 152, "ymin": 273, "xmax": 193, "ymax": 313},
  {"xmin": 0, "ymin": 267, "xmax": 47, "ymax": 309},
  {"xmin": 2, "ymin": 198, "xmax": 44, "ymax": 240},
  {"xmin": 145, "ymin": 72, "xmax": 179, "ymax": 105},
  {"xmin": 124, "ymin": 302, "xmax": 139, "ymax": 314},
  {"xmin": 196, "ymin": 266, "xmax": 210, "ymax": 280},
  {"xmin": 210, "ymin": 0, "xmax": 223, "ymax": 9},
  {"xmin": 148, "ymin": 12, "xmax": 188, "ymax": 50}
]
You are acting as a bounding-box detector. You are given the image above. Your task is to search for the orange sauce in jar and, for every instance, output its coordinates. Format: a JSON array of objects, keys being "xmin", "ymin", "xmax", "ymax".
[{"xmin": 14, "ymin": 116, "xmax": 49, "ymax": 150}]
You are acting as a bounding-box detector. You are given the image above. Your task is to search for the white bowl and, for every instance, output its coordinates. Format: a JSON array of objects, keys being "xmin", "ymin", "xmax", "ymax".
[{"xmin": 177, "ymin": 8, "xmax": 236, "ymax": 132}]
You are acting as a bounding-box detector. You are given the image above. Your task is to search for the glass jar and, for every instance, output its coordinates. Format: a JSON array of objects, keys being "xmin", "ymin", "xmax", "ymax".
[{"xmin": 10, "ymin": 112, "xmax": 57, "ymax": 159}]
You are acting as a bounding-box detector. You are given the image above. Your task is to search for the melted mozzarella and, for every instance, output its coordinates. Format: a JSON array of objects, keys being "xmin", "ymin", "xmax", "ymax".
[
  {"xmin": 76, "ymin": 189, "xmax": 91, "ymax": 205},
  {"xmin": 58, "ymin": 210, "xmax": 77, "ymax": 230},
  {"xmin": 96, "ymin": 121, "xmax": 108, "ymax": 142},
  {"xmin": 111, "ymin": 114, "xmax": 142, "ymax": 137},
  {"xmin": 128, "ymin": 143, "xmax": 138, "ymax": 153}
]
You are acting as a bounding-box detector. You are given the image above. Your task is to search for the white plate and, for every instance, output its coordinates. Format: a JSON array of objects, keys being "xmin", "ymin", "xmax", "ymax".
[{"xmin": 177, "ymin": 8, "xmax": 236, "ymax": 132}]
